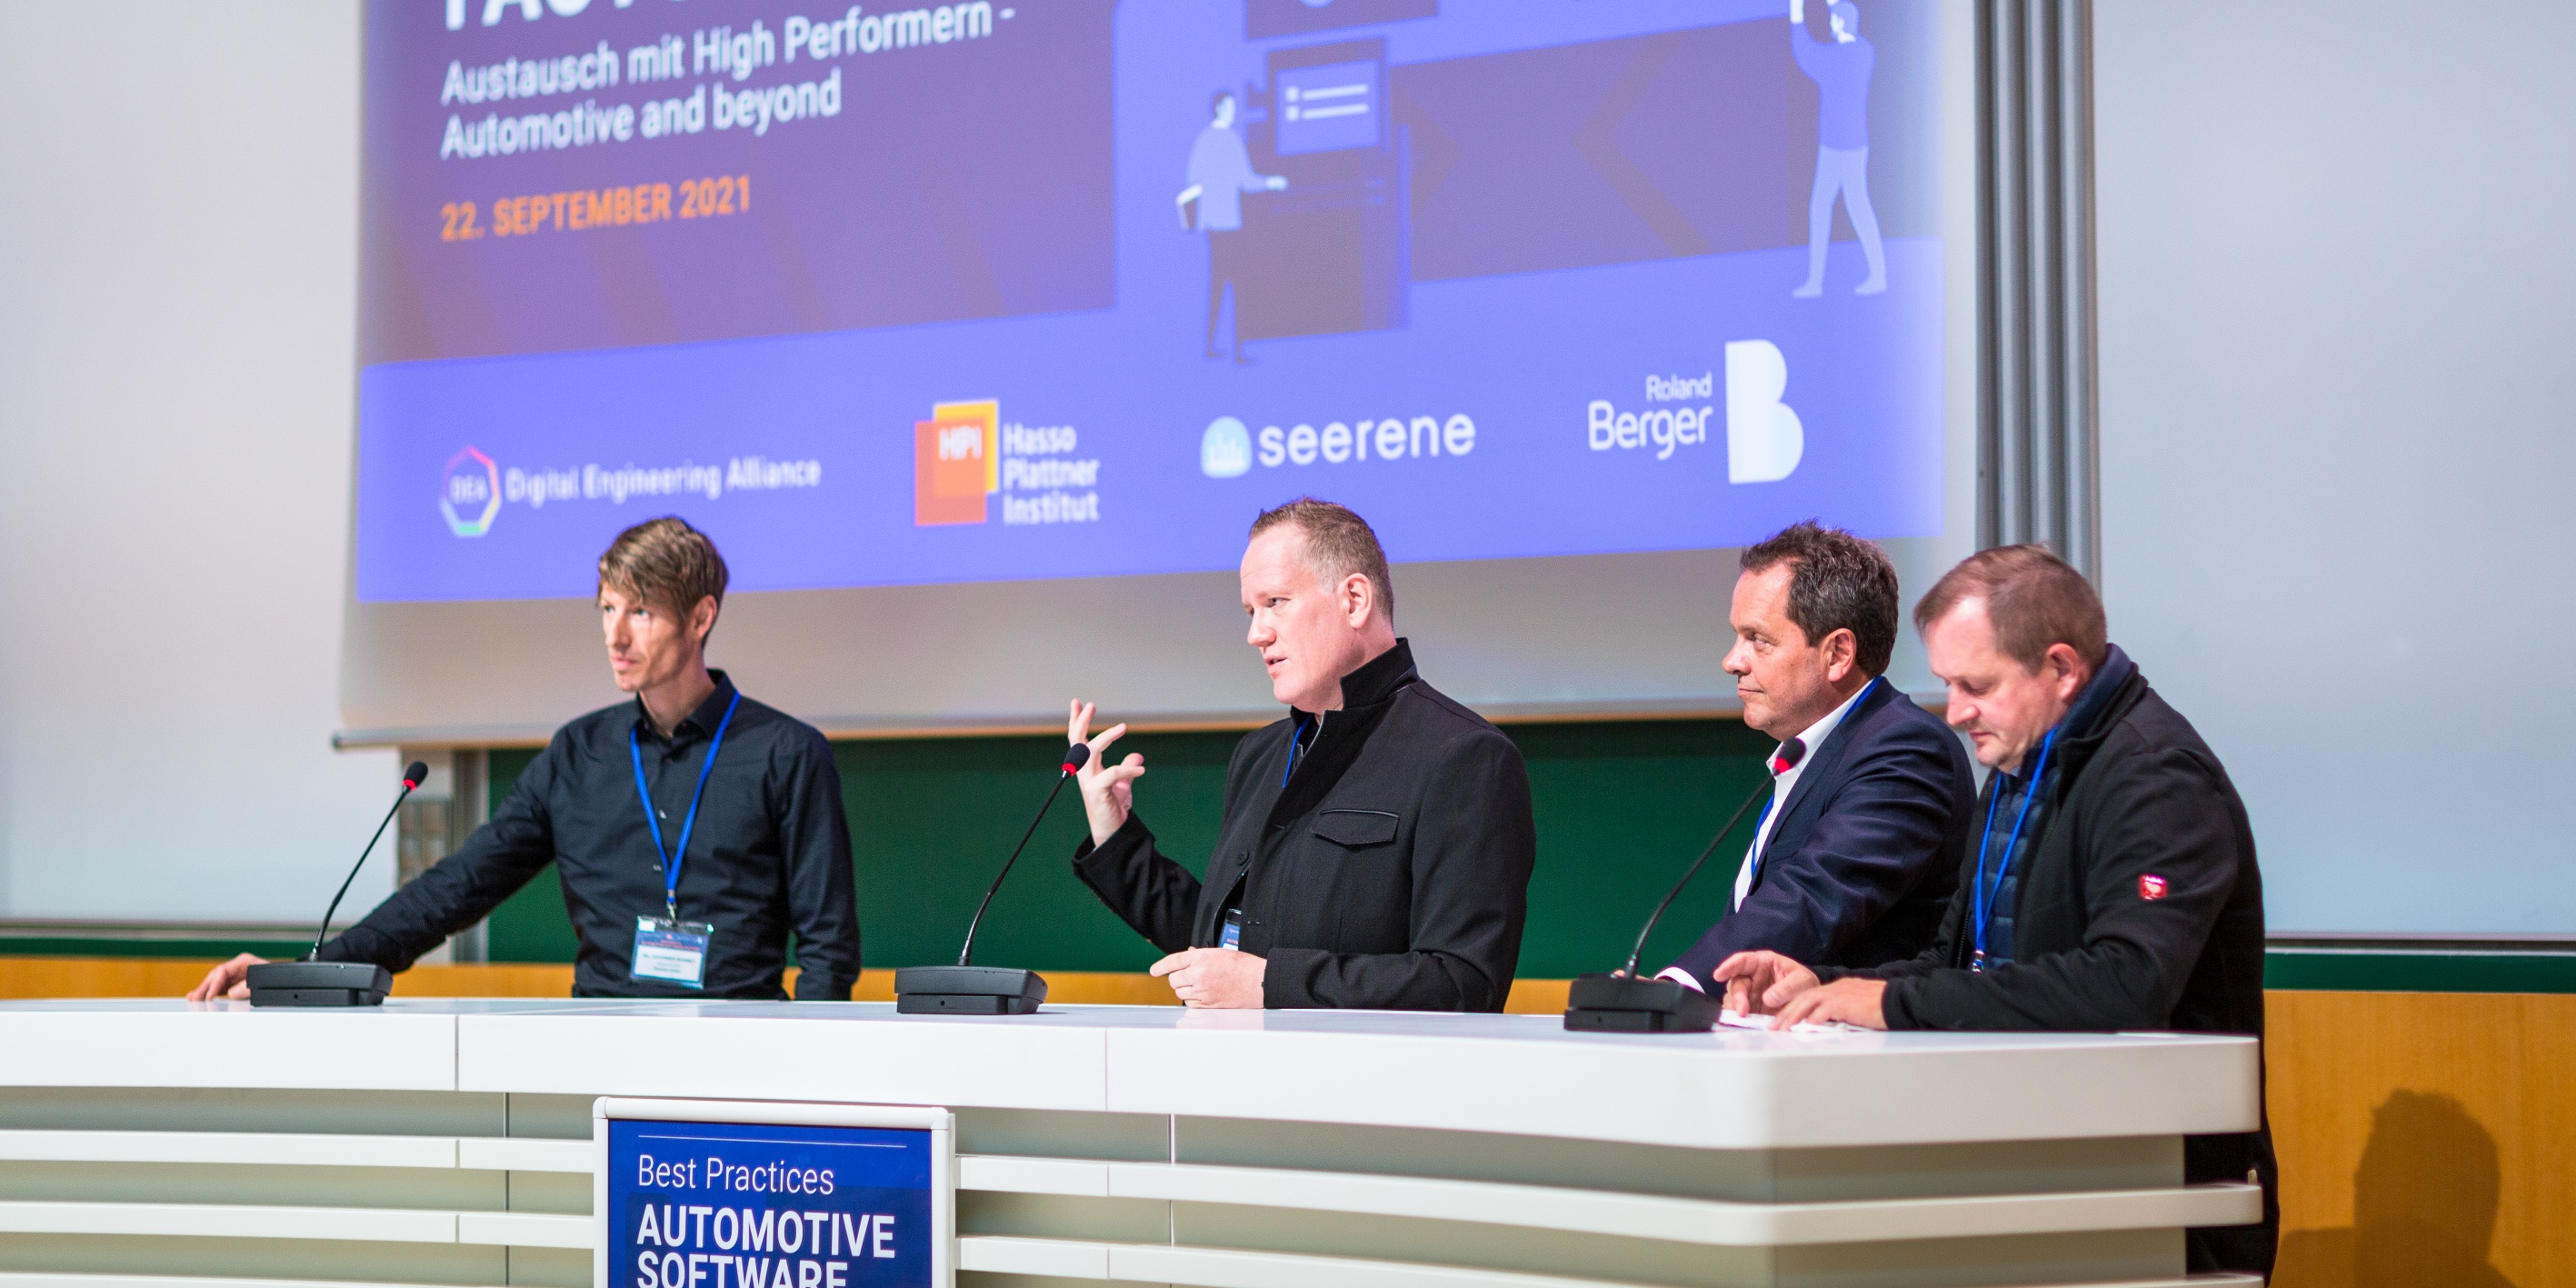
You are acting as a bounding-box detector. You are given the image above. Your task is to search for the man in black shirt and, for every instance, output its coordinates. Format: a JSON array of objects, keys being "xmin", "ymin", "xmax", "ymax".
[
  {"xmin": 189, "ymin": 518, "xmax": 860, "ymax": 1001},
  {"xmin": 1066, "ymin": 498, "xmax": 1535, "ymax": 1010}
]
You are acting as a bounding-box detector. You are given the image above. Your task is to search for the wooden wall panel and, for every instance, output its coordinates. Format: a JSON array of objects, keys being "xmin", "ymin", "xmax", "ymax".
[{"xmin": 2268, "ymin": 991, "xmax": 2575, "ymax": 1288}]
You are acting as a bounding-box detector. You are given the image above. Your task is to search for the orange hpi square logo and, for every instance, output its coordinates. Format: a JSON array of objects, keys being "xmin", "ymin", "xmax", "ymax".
[{"xmin": 914, "ymin": 399, "xmax": 998, "ymax": 526}]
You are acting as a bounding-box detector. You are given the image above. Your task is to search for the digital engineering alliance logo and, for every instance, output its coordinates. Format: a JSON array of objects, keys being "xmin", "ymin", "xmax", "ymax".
[
  {"xmin": 437, "ymin": 443, "xmax": 822, "ymax": 537},
  {"xmin": 914, "ymin": 399, "xmax": 1101, "ymax": 526},
  {"xmin": 442, "ymin": 447, "xmax": 501, "ymax": 536}
]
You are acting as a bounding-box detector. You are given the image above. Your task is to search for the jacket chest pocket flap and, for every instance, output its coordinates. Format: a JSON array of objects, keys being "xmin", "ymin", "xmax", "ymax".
[{"xmin": 1313, "ymin": 808, "xmax": 1400, "ymax": 849}]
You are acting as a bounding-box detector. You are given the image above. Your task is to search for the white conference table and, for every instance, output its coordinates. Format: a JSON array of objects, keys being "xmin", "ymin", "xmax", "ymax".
[{"xmin": 0, "ymin": 998, "xmax": 2262, "ymax": 1288}]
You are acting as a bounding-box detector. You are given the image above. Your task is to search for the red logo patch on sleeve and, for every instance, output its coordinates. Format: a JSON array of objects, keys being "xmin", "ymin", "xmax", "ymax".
[{"xmin": 2139, "ymin": 874, "xmax": 2169, "ymax": 901}]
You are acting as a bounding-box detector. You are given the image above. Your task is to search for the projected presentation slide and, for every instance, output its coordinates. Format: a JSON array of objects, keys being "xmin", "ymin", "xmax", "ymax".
[{"xmin": 357, "ymin": 0, "xmax": 1944, "ymax": 602}]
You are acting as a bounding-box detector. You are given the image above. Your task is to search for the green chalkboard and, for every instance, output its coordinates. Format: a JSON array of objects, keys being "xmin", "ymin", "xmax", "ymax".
[
  {"xmin": 479, "ymin": 720, "xmax": 1778, "ymax": 979},
  {"xmin": 9, "ymin": 726, "xmax": 2571, "ymax": 994}
]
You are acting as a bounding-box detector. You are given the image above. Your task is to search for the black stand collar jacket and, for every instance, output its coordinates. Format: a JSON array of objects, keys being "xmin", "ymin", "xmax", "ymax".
[
  {"xmin": 1073, "ymin": 640, "xmax": 1536, "ymax": 1011},
  {"xmin": 1837, "ymin": 652, "xmax": 2276, "ymax": 1277}
]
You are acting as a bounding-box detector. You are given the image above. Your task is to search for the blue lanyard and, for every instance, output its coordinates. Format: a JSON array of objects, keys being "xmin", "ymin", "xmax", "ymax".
[
  {"xmin": 1742, "ymin": 796, "xmax": 1777, "ymax": 886},
  {"xmin": 1970, "ymin": 725, "xmax": 2058, "ymax": 964},
  {"xmin": 630, "ymin": 691, "xmax": 740, "ymax": 922},
  {"xmin": 1281, "ymin": 712, "xmax": 1323, "ymax": 787}
]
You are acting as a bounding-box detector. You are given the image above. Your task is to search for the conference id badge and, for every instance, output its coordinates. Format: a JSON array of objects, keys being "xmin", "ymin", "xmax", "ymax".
[
  {"xmin": 632, "ymin": 917, "xmax": 714, "ymax": 987},
  {"xmin": 1220, "ymin": 908, "xmax": 1245, "ymax": 951}
]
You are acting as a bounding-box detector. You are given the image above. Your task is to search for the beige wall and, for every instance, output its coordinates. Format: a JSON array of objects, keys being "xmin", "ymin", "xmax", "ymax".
[
  {"xmin": 2094, "ymin": 0, "xmax": 2576, "ymax": 934},
  {"xmin": 0, "ymin": 2, "xmax": 394, "ymax": 919}
]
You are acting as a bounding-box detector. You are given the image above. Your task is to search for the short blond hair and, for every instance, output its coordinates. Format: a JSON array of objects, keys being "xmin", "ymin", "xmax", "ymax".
[
  {"xmin": 1249, "ymin": 497, "xmax": 1394, "ymax": 621},
  {"xmin": 598, "ymin": 517, "xmax": 729, "ymax": 632}
]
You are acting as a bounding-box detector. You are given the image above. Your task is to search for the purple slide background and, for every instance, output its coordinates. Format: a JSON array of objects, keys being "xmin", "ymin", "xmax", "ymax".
[
  {"xmin": 356, "ymin": 0, "xmax": 1948, "ymax": 603},
  {"xmin": 362, "ymin": 0, "xmax": 1115, "ymax": 364}
]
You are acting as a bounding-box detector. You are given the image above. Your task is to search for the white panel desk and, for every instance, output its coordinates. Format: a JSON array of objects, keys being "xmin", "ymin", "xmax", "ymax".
[{"xmin": 0, "ymin": 1000, "xmax": 2262, "ymax": 1288}]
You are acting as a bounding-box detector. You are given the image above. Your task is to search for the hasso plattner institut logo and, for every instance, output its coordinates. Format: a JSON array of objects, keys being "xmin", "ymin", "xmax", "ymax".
[{"xmin": 442, "ymin": 447, "xmax": 503, "ymax": 537}]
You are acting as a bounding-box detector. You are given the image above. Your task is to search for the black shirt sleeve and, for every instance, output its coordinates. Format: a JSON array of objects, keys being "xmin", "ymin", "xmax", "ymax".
[
  {"xmin": 316, "ymin": 738, "xmax": 563, "ymax": 973},
  {"xmin": 1071, "ymin": 812, "xmax": 1204, "ymax": 954},
  {"xmin": 774, "ymin": 729, "xmax": 862, "ymax": 999}
]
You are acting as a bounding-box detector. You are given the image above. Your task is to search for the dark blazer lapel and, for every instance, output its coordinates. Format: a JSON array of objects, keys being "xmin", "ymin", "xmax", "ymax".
[{"xmin": 1752, "ymin": 680, "xmax": 1897, "ymax": 881}]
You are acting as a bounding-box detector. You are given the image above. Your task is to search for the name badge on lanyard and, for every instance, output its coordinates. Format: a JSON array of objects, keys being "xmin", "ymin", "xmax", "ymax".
[
  {"xmin": 633, "ymin": 916, "xmax": 715, "ymax": 986},
  {"xmin": 629, "ymin": 692, "xmax": 741, "ymax": 989}
]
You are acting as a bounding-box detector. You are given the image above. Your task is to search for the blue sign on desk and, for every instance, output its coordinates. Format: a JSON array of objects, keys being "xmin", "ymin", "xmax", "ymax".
[{"xmin": 600, "ymin": 1103, "xmax": 954, "ymax": 1288}]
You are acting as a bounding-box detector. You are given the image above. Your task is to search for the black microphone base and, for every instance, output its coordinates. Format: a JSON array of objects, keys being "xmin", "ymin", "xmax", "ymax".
[
  {"xmin": 245, "ymin": 961, "xmax": 393, "ymax": 1008},
  {"xmin": 1563, "ymin": 972, "xmax": 1724, "ymax": 1033},
  {"xmin": 893, "ymin": 965, "xmax": 1048, "ymax": 1015}
]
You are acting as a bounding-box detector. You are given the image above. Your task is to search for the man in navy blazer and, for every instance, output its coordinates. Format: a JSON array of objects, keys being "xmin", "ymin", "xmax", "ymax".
[{"xmin": 1662, "ymin": 523, "xmax": 1976, "ymax": 991}]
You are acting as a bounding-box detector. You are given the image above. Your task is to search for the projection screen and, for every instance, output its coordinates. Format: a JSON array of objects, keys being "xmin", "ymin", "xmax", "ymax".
[{"xmin": 341, "ymin": 0, "xmax": 1980, "ymax": 744}]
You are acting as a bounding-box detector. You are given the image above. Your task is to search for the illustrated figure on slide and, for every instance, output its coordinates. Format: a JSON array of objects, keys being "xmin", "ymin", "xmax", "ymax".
[
  {"xmin": 1178, "ymin": 90, "xmax": 1287, "ymax": 364},
  {"xmin": 1791, "ymin": 0, "xmax": 1887, "ymax": 297}
]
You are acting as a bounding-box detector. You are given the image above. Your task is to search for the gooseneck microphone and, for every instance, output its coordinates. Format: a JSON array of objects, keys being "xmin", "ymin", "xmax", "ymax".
[
  {"xmin": 958, "ymin": 742, "xmax": 1090, "ymax": 968},
  {"xmin": 1619, "ymin": 739, "xmax": 1805, "ymax": 979},
  {"xmin": 245, "ymin": 761, "xmax": 431, "ymax": 1008},
  {"xmin": 894, "ymin": 743, "xmax": 1093, "ymax": 1015},
  {"xmin": 1565, "ymin": 739, "xmax": 1806, "ymax": 1033},
  {"xmin": 308, "ymin": 761, "xmax": 431, "ymax": 961}
]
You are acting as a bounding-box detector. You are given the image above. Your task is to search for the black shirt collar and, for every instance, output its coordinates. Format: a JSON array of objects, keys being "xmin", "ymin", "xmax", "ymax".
[
  {"xmin": 1313, "ymin": 638, "xmax": 1417, "ymax": 715},
  {"xmin": 634, "ymin": 669, "xmax": 739, "ymax": 744},
  {"xmin": 1265, "ymin": 640, "xmax": 1418, "ymax": 831}
]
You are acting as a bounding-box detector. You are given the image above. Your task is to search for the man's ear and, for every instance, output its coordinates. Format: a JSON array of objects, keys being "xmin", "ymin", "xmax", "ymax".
[
  {"xmin": 1822, "ymin": 627, "xmax": 1860, "ymax": 684},
  {"xmin": 1342, "ymin": 573, "xmax": 1374, "ymax": 626},
  {"xmin": 689, "ymin": 595, "xmax": 721, "ymax": 644},
  {"xmin": 2044, "ymin": 642, "xmax": 2086, "ymax": 699}
]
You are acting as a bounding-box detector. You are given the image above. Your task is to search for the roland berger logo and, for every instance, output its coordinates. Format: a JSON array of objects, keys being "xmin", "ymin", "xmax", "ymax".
[
  {"xmin": 442, "ymin": 446, "xmax": 502, "ymax": 535},
  {"xmin": 1586, "ymin": 340, "xmax": 1805, "ymax": 484},
  {"xmin": 913, "ymin": 399, "xmax": 1101, "ymax": 526}
]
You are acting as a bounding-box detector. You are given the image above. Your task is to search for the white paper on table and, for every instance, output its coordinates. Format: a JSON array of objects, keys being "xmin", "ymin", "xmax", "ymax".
[{"xmin": 1719, "ymin": 1007, "xmax": 1867, "ymax": 1035}]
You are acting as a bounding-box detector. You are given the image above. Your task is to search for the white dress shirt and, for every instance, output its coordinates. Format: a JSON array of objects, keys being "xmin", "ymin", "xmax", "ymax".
[{"xmin": 1728, "ymin": 680, "xmax": 1873, "ymax": 913}]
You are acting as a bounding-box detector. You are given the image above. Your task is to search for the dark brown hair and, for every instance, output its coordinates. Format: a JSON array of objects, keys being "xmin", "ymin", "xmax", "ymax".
[
  {"xmin": 1740, "ymin": 521, "xmax": 1901, "ymax": 675},
  {"xmin": 1912, "ymin": 544, "xmax": 2107, "ymax": 671},
  {"xmin": 1249, "ymin": 497, "xmax": 1395, "ymax": 621},
  {"xmin": 598, "ymin": 516, "xmax": 729, "ymax": 634}
]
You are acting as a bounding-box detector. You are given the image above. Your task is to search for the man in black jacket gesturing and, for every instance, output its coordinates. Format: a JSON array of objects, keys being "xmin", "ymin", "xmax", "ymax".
[
  {"xmin": 1066, "ymin": 498, "xmax": 1535, "ymax": 1011},
  {"xmin": 1715, "ymin": 544, "xmax": 2277, "ymax": 1279}
]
